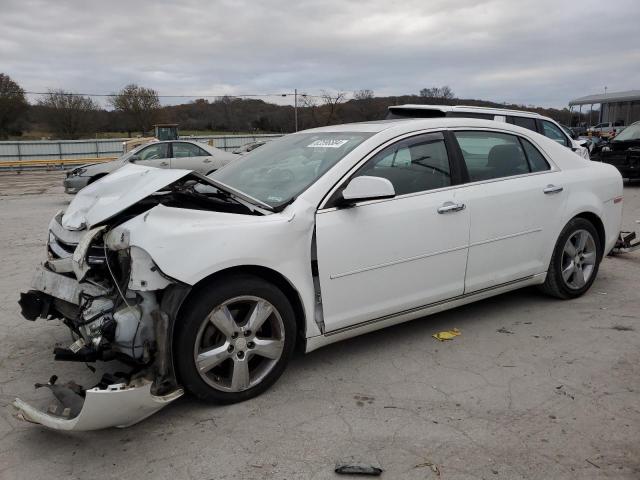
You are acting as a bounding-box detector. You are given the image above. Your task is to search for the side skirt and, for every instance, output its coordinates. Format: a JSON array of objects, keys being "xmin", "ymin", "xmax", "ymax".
[{"xmin": 304, "ymin": 272, "xmax": 546, "ymax": 353}]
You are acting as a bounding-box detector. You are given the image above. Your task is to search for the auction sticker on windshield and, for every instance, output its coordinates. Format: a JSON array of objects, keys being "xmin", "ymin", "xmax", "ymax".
[{"xmin": 307, "ymin": 139, "xmax": 349, "ymax": 148}]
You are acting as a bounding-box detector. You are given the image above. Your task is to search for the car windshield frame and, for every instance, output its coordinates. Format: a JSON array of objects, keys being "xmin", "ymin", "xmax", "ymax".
[
  {"xmin": 613, "ymin": 123, "xmax": 640, "ymax": 142},
  {"xmin": 211, "ymin": 131, "xmax": 374, "ymax": 209}
]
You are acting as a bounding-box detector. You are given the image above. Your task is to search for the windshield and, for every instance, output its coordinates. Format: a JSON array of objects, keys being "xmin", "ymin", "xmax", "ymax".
[
  {"xmin": 212, "ymin": 132, "xmax": 373, "ymax": 208},
  {"xmin": 613, "ymin": 123, "xmax": 640, "ymax": 142}
]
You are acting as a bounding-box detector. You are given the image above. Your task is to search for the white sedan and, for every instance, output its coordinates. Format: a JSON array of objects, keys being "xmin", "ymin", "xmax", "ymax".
[{"xmin": 17, "ymin": 118, "xmax": 623, "ymax": 430}]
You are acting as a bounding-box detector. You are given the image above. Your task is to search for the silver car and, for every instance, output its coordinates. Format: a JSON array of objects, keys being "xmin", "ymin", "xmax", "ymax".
[{"xmin": 63, "ymin": 140, "xmax": 238, "ymax": 193}]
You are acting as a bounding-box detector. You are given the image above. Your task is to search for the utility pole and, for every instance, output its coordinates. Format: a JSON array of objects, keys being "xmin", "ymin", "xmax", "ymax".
[{"xmin": 294, "ymin": 88, "xmax": 298, "ymax": 132}]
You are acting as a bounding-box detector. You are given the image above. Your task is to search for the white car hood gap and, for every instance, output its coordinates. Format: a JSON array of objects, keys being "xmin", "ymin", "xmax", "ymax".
[{"xmin": 62, "ymin": 164, "xmax": 193, "ymax": 230}]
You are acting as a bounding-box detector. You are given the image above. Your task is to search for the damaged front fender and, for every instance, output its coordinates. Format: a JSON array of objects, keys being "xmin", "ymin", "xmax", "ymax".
[{"xmin": 14, "ymin": 379, "xmax": 183, "ymax": 431}]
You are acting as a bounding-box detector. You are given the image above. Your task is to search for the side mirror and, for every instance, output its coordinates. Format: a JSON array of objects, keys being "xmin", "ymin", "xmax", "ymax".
[
  {"xmin": 340, "ymin": 176, "xmax": 395, "ymax": 205},
  {"xmin": 129, "ymin": 155, "xmax": 140, "ymax": 163}
]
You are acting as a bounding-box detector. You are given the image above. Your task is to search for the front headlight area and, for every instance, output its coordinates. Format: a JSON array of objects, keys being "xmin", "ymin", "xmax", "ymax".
[{"xmin": 16, "ymin": 224, "xmax": 185, "ymax": 430}]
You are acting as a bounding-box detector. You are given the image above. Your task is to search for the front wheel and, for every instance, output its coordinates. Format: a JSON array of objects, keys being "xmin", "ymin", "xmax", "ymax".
[
  {"xmin": 174, "ymin": 274, "xmax": 296, "ymax": 403},
  {"xmin": 540, "ymin": 218, "xmax": 602, "ymax": 299}
]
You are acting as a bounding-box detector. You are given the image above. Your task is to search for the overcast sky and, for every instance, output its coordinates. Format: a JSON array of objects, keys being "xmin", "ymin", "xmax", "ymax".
[{"xmin": 1, "ymin": 0, "xmax": 639, "ymax": 108}]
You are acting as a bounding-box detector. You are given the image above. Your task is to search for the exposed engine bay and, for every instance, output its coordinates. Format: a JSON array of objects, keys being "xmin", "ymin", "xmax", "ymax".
[{"xmin": 15, "ymin": 167, "xmax": 265, "ymax": 430}]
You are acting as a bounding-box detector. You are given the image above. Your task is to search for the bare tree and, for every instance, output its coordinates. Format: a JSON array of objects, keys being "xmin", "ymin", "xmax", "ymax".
[
  {"xmin": 37, "ymin": 90, "xmax": 99, "ymax": 139},
  {"xmin": 109, "ymin": 84, "xmax": 160, "ymax": 135},
  {"xmin": 320, "ymin": 90, "xmax": 346, "ymax": 125},
  {"xmin": 0, "ymin": 73, "xmax": 28, "ymax": 139},
  {"xmin": 353, "ymin": 89, "xmax": 374, "ymax": 100},
  {"xmin": 419, "ymin": 85, "xmax": 455, "ymax": 100}
]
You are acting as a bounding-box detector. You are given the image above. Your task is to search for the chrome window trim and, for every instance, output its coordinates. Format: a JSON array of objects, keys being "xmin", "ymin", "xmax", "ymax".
[{"xmin": 317, "ymin": 127, "xmax": 560, "ymax": 213}]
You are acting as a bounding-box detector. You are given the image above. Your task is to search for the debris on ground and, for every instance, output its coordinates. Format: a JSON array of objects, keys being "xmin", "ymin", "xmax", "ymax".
[
  {"xmin": 497, "ymin": 327, "xmax": 514, "ymax": 334},
  {"xmin": 611, "ymin": 325, "xmax": 635, "ymax": 331},
  {"xmin": 335, "ymin": 456, "xmax": 383, "ymax": 476},
  {"xmin": 432, "ymin": 328, "xmax": 461, "ymax": 341},
  {"xmin": 414, "ymin": 460, "xmax": 441, "ymax": 476}
]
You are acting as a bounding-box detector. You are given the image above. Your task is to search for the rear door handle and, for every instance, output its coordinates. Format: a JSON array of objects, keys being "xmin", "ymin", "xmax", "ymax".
[
  {"xmin": 543, "ymin": 184, "xmax": 563, "ymax": 194},
  {"xmin": 438, "ymin": 201, "xmax": 466, "ymax": 214},
  {"xmin": 203, "ymin": 158, "xmax": 212, "ymax": 163}
]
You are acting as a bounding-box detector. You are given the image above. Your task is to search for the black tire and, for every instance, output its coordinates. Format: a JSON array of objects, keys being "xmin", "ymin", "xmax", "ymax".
[
  {"xmin": 174, "ymin": 274, "xmax": 296, "ymax": 404},
  {"xmin": 540, "ymin": 217, "xmax": 602, "ymax": 299}
]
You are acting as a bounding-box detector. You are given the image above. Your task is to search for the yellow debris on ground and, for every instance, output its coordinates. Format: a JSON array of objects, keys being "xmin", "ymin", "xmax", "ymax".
[{"xmin": 432, "ymin": 328, "xmax": 461, "ymax": 341}]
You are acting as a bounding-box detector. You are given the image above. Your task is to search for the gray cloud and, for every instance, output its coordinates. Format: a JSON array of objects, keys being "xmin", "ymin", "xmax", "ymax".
[{"xmin": 1, "ymin": 0, "xmax": 639, "ymax": 107}]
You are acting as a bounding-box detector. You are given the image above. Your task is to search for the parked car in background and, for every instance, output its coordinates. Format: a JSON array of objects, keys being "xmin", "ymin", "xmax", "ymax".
[
  {"xmin": 387, "ymin": 105, "xmax": 592, "ymax": 159},
  {"xmin": 598, "ymin": 121, "xmax": 640, "ymax": 178},
  {"xmin": 587, "ymin": 121, "xmax": 626, "ymax": 138},
  {"xmin": 17, "ymin": 117, "xmax": 622, "ymax": 430},
  {"xmin": 233, "ymin": 140, "xmax": 267, "ymax": 154},
  {"xmin": 63, "ymin": 140, "xmax": 238, "ymax": 193}
]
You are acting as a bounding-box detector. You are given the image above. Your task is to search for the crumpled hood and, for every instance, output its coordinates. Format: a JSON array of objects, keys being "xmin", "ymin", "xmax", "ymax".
[{"xmin": 61, "ymin": 164, "xmax": 193, "ymax": 230}]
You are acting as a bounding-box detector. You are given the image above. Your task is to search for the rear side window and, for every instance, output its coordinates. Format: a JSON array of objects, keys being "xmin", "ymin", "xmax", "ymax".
[
  {"xmin": 172, "ymin": 142, "xmax": 209, "ymax": 158},
  {"xmin": 454, "ymin": 131, "xmax": 529, "ymax": 181},
  {"xmin": 520, "ymin": 138, "xmax": 550, "ymax": 172},
  {"xmin": 541, "ymin": 121, "xmax": 569, "ymax": 147},
  {"xmin": 510, "ymin": 116, "xmax": 537, "ymax": 132}
]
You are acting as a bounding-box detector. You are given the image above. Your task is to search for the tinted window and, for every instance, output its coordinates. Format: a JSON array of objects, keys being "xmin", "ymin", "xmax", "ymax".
[
  {"xmin": 454, "ymin": 131, "xmax": 529, "ymax": 181},
  {"xmin": 172, "ymin": 142, "xmax": 208, "ymax": 158},
  {"xmin": 354, "ymin": 132, "xmax": 451, "ymax": 195},
  {"xmin": 446, "ymin": 112, "xmax": 493, "ymax": 120},
  {"xmin": 520, "ymin": 138, "xmax": 550, "ymax": 172},
  {"xmin": 138, "ymin": 143, "xmax": 169, "ymax": 160},
  {"xmin": 541, "ymin": 121, "xmax": 569, "ymax": 147},
  {"xmin": 511, "ymin": 116, "xmax": 537, "ymax": 132}
]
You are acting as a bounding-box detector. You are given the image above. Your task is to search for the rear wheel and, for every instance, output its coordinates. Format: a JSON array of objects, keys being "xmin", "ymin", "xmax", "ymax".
[
  {"xmin": 175, "ymin": 274, "xmax": 296, "ymax": 403},
  {"xmin": 540, "ymin": 218, "xmax": 602, "ymax": 299}
]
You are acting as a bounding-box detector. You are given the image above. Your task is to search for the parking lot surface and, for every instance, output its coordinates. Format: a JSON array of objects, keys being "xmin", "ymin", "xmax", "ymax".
[{"xmin": 0, "ymin": 171, "xmax": 638, "ymax": 479}]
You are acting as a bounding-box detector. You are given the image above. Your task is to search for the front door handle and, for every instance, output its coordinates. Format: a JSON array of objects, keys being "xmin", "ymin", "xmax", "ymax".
[
  {"xmin": 159, "ymin": 161, "xmax": 169, "ymax": 166},
  {"xmin": 438, "ymin": 201, "xmax": 466, "ymax": 214},
  {"xmin": 543, "ymin": 184, "xmax": 563, "ymax": 194}
]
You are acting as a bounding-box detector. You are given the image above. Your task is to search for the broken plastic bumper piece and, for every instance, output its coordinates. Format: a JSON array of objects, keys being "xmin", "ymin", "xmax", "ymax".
[{"xmin": 13, "ymin": 379, "xmax": 183, "ymax": 431}]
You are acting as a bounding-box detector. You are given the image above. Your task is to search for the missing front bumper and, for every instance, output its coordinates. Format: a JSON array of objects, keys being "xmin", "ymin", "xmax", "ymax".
[{"xmin": 14, "ymin": 378, "xmax": 183, "ymax": 431}]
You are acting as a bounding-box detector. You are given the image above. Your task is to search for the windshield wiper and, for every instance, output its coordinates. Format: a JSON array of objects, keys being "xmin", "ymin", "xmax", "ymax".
[{"xmin": 192, "ymin": 173, "xmax": 275, "ymax": 212}]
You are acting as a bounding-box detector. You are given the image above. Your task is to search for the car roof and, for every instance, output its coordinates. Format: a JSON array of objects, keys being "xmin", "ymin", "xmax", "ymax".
[
  {"xmin": 388, "ymin": 104, "xmax": 548, "ymax": 120},
  {"xmin": 301, "ymin": 117, "xmax": 543, "ymax": 134}
]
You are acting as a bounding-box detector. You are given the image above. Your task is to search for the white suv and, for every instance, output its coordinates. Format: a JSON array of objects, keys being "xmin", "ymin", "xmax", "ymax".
[{"xmin": 387, "ymin": 105, "xmax": 591, "ymax": 159}]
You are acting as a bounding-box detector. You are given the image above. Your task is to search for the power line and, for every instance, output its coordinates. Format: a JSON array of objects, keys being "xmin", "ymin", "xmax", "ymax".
[{"xmin": 22, "ymin": 91, "xmax": 328, "ymax": 99}]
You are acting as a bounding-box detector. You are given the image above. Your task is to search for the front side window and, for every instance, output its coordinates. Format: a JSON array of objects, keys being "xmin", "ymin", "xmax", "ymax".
[
  {"xmin": 541, "ymin": 121, "xmax": 569, "ymax": 147},
  {"xmin": 454, "ymin": 131, "xmax": 530, "ymax": 181},
  {"xmin": 172, "ymin": 142, "xmax": 208, "ymax": 158},
  {"xmin": 353, "ymin": 132, "xmax": 451, "ymax": 196},
  {"xmin": 137, "ymin": 143, "xmax": 169, "ymax": 160},
  {"xmin": 213, "ymin": 132, "xmax": 373, "ymax": 208}
]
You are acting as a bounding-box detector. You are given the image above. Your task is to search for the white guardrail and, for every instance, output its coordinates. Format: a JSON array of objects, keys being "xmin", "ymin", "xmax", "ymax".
[{"xmin": 0, "ymin": 134, "xmax": 283, "ymax": 170}]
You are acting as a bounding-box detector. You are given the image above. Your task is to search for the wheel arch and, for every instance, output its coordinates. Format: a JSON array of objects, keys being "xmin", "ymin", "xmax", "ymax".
[{"xmin": 175, "ymin": 265, "xmax": 308, "ymax": 346}]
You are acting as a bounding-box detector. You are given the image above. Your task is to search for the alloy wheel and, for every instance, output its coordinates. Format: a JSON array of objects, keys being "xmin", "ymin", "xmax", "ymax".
[
  {"xmin": 560, "ymin": 229, "xmax": 597, "ymax": 289},
  {"xmin": 193, "ymin": 296, "xmax": 285, "ymax": 392}
]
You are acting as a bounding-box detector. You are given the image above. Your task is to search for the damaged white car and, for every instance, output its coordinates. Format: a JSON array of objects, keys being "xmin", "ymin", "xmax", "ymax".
[{"xmin": 17, "ymin": 118, "xmax": 623, "ymax": 430}]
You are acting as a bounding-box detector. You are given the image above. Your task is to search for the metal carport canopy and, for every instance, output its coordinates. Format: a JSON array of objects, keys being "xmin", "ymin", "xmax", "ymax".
[{"xmin": 569, "ymin": 90, "xmax": 640, "ymax": 106}]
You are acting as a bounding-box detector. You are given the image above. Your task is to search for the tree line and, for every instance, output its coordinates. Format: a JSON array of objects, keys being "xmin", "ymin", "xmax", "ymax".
[{"xmin": 0, "ymin": 73, "xmax": 591, "ymax": 140}]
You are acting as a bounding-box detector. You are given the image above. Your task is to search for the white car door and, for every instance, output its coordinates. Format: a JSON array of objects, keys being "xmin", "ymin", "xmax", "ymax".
[
  {"xmin": 451, "ymin": 130, "xmax": 568, "ymax": 293},
  {"xmin": 170, "ymin": 142, "xmax": 215, "ymax": 173},
  {"xmin": 315, "ymin": 132, "xmax": 470, "ymax": 333},
  {"xmin": 132, "ymin": 143, "xmax": 170, "ymax": 169}
]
